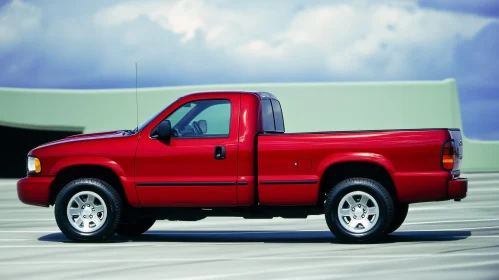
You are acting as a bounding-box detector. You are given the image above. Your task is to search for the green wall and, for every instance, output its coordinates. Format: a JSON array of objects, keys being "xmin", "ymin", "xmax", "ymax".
[{"xmin": 1, "ymin": 79, "xmax": 497, "ymax": 172}]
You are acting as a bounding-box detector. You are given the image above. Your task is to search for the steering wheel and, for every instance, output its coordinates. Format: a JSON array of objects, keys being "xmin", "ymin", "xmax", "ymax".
[
  {"xmin": 192, "ymin": 121, "xmax": 203, "ymax": 135},
  {"xmin": 172, "ymin": 127, "xmax": 181, "ymax": 137}
]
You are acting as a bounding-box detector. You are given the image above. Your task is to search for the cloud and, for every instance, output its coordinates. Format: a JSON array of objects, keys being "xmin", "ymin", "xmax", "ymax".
[
  {"xmin": 94, "ymin": 0, "xmax": 257, "ymax": 46},
  {"xmin": 0, "ymin": 0, "xmax": 497, "ymax": 139},
  {"xmin": 0, "ymin": 0, "xmax": 495, "ymax": 88},
  {"xmin": 88, "ymin": 0, "xmax": 495, "ymax": 82},
  {"xmin": 237, "ymin": 3, "xmax": 494, "ymax": 80},
  {"xmin": 452, "ymin": 22, "xmax": 499, "ymax": 90},
  {"xmin": 418, "ymin": 0, "xmax": 499, "ymax": 18},
  {"xmin": 0, "ymin": 0, "xmax": 40, "ymax": 47}
]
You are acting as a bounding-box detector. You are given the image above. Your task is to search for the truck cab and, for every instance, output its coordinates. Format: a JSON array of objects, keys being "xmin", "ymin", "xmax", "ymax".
[
  {"xmin": 17, "ymin": 91, "xmax": 468, "ymax": 243},
  {"xmin": 134, "ymin": 91, "xmax": 276, "ymax": 207}
]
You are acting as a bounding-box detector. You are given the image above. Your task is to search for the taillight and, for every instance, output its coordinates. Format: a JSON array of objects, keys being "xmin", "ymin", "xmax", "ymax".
[{"xmin": 441, "ymin": 140, "xmax": 455, "ymax": 170}]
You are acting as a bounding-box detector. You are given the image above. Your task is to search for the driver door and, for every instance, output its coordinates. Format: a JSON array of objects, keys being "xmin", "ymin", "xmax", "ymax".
[{"xmin": 135, "ymin": 94, "xmax": 240, "ymax": 207}]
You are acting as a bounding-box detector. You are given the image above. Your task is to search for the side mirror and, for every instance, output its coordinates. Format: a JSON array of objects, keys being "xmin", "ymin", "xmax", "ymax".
[{"xmin": 151, "ymin": 120, "xmax": 172, "ymax": 140}]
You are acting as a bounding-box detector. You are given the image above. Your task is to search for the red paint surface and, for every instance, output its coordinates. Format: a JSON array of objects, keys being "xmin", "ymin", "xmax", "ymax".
[
  {"xmin": 17, "ymin": 176, "xmax": 54, "ymax": 207},
  {"xmin": 21, "ymin": 130, "xmax": 141, "ymax": 206},
  {"xmin": 17, "ymin": 91, "xmax": 467, "ymax": 209},
  {"xmin": 257, "ymin": 129, "xmax": 455, "ymax": 204},
  {"xmin": 135, "ymin": 92, "xmax": 241, "ymax": 206},
  {"xmin": 448, "ymin": 178, "xmax": 468, "ymax": 199}
]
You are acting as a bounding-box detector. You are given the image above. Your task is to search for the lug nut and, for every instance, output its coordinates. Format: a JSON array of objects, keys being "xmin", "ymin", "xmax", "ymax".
[
  {"xmin": 362, "ymin": 214, "xmax": 365, "ymax": 218},
  {"xmin": 358, "ymin": 204, "xmax": 361, "ymax": 208},
  {"xmin": 87, "ymin": 204, "xmax": 90, "ymax": 207},
  {"xmin": 353, "ymin": 215, "xmax": 357, "ymax": 219},
  {"xmin": 92, "ymin": 208, "xmax": 95, "ymax": 211},
  {"xmin": 83, "ymin": 215, "xmax": 86, "ymax": 218},
  {"xmin": 352, "ymin": 207, "xmax": 355, "ymax": 211},
  {"xmin": 82, "ymin": 206, "xmax": 85, "ymax": 209},
  {"xmin": 90, "ymin": 215, "xmax": 93, "ymax": 218}
]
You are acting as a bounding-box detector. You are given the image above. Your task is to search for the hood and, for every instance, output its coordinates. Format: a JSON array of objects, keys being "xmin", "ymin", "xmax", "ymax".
[
  {"xmin": 37, "ymin": 130, "xmax": 129, "ymax": 148},
  {"xmin": 65, "ymin": 130, "xmax": 124, "ymax": 140}
]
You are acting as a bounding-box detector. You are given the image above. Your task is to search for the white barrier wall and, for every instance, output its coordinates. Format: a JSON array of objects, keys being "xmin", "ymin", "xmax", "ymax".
[{"xmin": 1, "ymin": 79, "xmax": 497, "ymax": 172}]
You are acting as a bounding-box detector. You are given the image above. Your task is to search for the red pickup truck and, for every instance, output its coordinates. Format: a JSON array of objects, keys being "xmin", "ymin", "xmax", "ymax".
[{"xmin": 17, "ymin": 91, "xmax": 467, "ymax": 243}]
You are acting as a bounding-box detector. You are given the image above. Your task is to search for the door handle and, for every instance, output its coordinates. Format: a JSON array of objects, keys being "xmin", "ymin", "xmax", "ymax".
[{"xmin": 214, "ymin": 146, "xmax": 226, "ymax": 160}]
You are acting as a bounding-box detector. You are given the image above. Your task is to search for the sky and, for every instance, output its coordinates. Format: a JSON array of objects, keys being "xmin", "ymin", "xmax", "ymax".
[{"xmin": 0, "ymin": 0, "xmax": 498, "ymax": 140}]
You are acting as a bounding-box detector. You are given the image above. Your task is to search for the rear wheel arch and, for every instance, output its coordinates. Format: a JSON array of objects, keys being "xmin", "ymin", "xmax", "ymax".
[{"xmin": 318, "ymin": 160, "xmax": 398, "ymax": 205}]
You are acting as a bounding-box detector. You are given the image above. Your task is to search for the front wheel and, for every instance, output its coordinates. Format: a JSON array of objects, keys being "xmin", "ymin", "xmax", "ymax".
[
  {"xmin": 324, "ymin": 178, "xmax": 394, "ymax": 243},
  {"xmin": 54, "ymin": 178, "xmax": 122, "ymax": 242}
]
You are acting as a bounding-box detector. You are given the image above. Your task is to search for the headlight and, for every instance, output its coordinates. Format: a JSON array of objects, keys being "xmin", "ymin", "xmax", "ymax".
[{"xmin": 27, "ymin": 156, "xmax": 41, "ymax": 174}]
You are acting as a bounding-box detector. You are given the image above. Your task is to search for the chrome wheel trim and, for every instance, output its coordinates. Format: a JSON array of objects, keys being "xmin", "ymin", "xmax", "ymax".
[
  {"xmin": 337, "ymin": 190, "xmax": 380, "ymax": 234},
  {"xmin": 66, "ymin": 191, "xmax": 107, "ymax": 233}
]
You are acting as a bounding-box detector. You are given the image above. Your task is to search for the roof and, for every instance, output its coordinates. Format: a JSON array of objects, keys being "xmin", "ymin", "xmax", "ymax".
[
  {"xmin": 256, "ymin": 92, "xmax": 278, "ymax": 99},
  {"xmin": 182, "ymin": 90, "xmax": 278, "ymax": 100}
]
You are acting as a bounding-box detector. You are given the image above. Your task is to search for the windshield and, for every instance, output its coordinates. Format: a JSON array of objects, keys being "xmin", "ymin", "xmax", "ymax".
[{"xmin": 136, "ymin": 100, "xmax": 176, "ymax": 132}]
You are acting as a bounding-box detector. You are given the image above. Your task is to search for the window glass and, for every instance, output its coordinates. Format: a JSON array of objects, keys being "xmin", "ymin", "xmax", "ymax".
[
  {"xmin": 271, "ymin": 99, "xmax": 284, "ymax": 132},
  {"xmin": 168, "ymin": 103, "xmax": 198, "ymax": 128},
  {"xmin": 165, "ymin": 99, "xmax": 231, "ymax": 138},
  {"xmin": 137, "ymin": 100, "xmax": 176, "ymax": 132},
  {"xmin": 262, "ymin": 99, "xmax": 275, "ymax": 132},
  {"xmin": 190, "ymin": 102, "xmax": 231, "ymax": 135}
]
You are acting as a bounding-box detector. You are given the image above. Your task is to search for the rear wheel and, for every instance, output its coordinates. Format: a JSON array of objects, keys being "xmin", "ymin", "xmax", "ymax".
[
  {"xmin": 115, "ymin": 219, "xmax": 156, "ymax": 237},
  {"xmin": 386, "ymin": 203, "xmax": 409, "ymax": 234},
  {"xmin": 324, "ymin": 178, "xmax": 394, "ymax": 243}
]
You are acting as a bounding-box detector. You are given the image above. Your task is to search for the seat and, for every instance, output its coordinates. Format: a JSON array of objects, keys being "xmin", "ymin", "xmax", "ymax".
[{"xmin": 198, "ymin": 120, "xmax": 208, "ymax": 134}]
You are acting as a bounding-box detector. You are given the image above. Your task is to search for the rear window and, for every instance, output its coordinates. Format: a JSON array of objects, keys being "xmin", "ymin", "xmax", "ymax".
[
  {"xmin": 262, "ymin": 99, "xmax": 275, "ymax": 132},
  {"xmin": 272, "ymin": 99, "xmax": 284, "ymax": 132},
  {"xmin": 262, "ymin": 99, "xmax": 285, "ymax": 133}
]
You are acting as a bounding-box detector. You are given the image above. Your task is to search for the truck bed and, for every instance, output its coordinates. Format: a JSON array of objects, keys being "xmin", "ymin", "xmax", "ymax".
[{"xmin": 256, "ymin": 128, "xmax": 460, "ymax": 205}]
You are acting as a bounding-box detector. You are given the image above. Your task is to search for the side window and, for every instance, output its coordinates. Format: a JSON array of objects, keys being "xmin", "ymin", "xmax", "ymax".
[
  {"xmin": 167, "ymin": 103, "xmax": 198, "ymax": 128},
  {"xmin": 165, "ymin": 99, "xmax": 231, "ymax": 138},
  {"xmin": 190, "ymin": 101, "xmax": 231, "ymax": 135},
  {"xmin": 262, "ymin": 99, "xmax": 275, "ymax": 132}
]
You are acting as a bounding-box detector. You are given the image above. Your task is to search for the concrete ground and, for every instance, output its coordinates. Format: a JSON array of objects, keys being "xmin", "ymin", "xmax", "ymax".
[{"xmin": 0, "ymin": 174, "xmax": 498, "ymax": 279}]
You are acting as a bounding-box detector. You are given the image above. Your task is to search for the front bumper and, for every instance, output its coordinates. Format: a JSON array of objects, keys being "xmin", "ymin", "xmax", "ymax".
[
  {"xmin": 448, "ymin": 178, "xmax": 468, "ymax": 200},
  {"xmin": 17, "ymin": 176, "xmax": 54, "ymax": 207}
]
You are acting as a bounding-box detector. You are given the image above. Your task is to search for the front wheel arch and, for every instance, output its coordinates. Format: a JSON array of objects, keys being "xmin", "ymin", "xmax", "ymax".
[{"xmin": 50, "ymin": 165, "xmax": 127, "ymax": 206}]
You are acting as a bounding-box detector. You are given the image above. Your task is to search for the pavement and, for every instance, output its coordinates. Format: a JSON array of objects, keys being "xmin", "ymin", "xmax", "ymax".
[{"xmin": 1, "ymin": 174, "xmax": 499, "ymax": 280}]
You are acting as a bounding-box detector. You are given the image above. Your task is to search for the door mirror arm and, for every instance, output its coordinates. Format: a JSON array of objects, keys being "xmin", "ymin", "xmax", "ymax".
[{"xmin": 151, "ymin": 120, "xmax": 172, "ymax": 140}]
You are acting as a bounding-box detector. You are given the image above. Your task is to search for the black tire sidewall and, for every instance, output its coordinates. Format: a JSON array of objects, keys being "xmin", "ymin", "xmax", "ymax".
[
  {"xmin": 387, "ymin": 203, "xmax": 409, "ymax": 234},
  {"xmin": 115, "ymin": 219, "xmax": 156, "ymax": 237},
  {"xmin": 325, "ymin": 178, "xmax": 394, "ymax": 243},
  {"xmin": 54, "ymin": 179, "xmax": 121, "ymax": 242}
]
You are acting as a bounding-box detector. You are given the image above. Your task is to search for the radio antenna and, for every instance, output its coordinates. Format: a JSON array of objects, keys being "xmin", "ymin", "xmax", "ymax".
[{"xmin": 135, "ymin": 62, "xmax": 139, "ymax": 130}]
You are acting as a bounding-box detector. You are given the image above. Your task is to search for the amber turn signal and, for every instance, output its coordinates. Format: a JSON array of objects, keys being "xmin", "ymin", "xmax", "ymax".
[
  {"xmin": 27, "ymin": 156, "xmax": 42, "ymax": 174},
  {"xmin": 441, "ymin": 141, "xmax": 455, "ymax": 170}
]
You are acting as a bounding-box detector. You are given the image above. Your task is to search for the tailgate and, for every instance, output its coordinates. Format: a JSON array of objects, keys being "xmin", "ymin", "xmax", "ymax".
[{"xmin": 448, "ymin": 129, "xmax": 463, "ymax": 171}]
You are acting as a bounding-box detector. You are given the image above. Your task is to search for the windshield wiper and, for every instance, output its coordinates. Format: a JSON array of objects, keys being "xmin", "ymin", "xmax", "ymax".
[
  {"xmin": 121, "ymin": 129, "xmax": 134, "ymax": 135},
  {"xmin": 121, "ymin": 127, "xmax": 139, "ymax": 135}
]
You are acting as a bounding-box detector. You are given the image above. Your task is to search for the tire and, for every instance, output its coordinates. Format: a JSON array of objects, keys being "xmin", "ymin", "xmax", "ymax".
[
  {"xmin": 54, "ymin": 178, "xmax": 122, "ymax": 242},
  {"xmin": 386, "ymin": 203, "xmax": 409, "ymax": 234},
  {"xmin": 115, "ymin": 219, "xmax": 156, "ymax": 237},
  {"xmin": 324, "ymin": 178, "xmax": 394, "ymax": 243}
]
